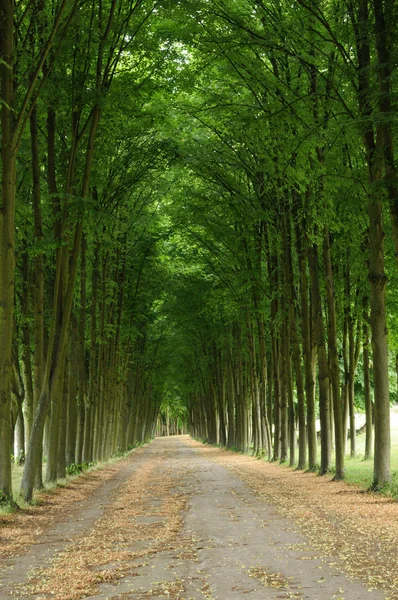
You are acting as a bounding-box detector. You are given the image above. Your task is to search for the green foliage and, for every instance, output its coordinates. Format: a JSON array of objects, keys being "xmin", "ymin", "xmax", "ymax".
[
  {"xmin": 229, "ymin": 445, "xmax": 243, "ymax": 454},
  {"xmin": 66, "ymin": 462, "xmax": 95, "ymax": 476},
  {"xmin": 0, "ymin": 491, "xmax": 10, "ymax": 506},
  {"xmin": 384, "ymin": 472, "xmax": 398, "ymax": 500},
  {"xmin": 370, "ymin": 472, "xmax": 398, "ymax": 499},
  {"xmin": 11, "ymin": 451, "xmax": 25, "ymax": 466},
  {"xmin": 5, "ymin": 0, "xmax": 398, "ymax": 499}
]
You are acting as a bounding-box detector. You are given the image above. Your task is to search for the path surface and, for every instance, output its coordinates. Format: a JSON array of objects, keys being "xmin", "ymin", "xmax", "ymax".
[{"xmin": 0, "ymin": 436, "xmax": 396, "ymax": 599}]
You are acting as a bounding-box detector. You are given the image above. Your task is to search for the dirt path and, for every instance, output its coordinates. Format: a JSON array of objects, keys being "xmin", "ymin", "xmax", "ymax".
[{"xmin": 0, "ymin": 436, "xmax": 396, "ymax": 600}]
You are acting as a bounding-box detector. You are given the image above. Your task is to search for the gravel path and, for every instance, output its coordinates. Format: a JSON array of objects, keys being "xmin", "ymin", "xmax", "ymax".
[{"xmin": 0, "ymin": 436, "xmax": 391, "ymax": 599}]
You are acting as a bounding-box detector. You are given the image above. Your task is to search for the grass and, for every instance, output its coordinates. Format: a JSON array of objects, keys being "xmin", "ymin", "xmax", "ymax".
[
  {"xmin": 210, "ymin": 406, "xmax": 398, "ymax": 498},
  {"xmin": 277, "ymin": 406, "xmax": 398, "ymax": 497},
  {"xmin": 3, "ymin": 441, "xmax": 148, "ymax": 513},
  {"xmin": 339, "ymin": 407, "xmax": 398, "ymax": 492},
  {"xmin": 0, "ymin": 463, "xmax": 67, "ymax": 514}
]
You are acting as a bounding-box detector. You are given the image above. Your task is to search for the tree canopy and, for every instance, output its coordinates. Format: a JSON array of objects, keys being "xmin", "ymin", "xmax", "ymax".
[{"xmin": 1, "ymin": 0, "xmax": 398, "ymax": 504}]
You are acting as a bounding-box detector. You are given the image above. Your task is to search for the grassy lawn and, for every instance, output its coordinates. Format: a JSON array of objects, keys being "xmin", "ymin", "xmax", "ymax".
[
  {"xmin": 257, "ymin": 406, "xmax": 398, "ymax": 495},
  {"xmin": 6, "ymin": 446, "xmax": 142, "ymax": 511},
  {"xmin": 341, "ymin": 406, "xmax": 398, "ymax": 491},
  {"xmin": 275, "ymin": 406, "xmax": 398, "ymax": 494},
  {"xmin": 8, "ymin": 462, "xmax": 97, "ymax": 510},
  {"xmin": 4, "ymin": 463, "xmax": 49, "ymax": 511}
]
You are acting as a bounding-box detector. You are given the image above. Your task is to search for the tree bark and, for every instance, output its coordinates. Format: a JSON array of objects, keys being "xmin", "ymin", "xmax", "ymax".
[
  {"xmin": 296, "ymin": 224, "xmax": 317, "ymax": 470},
  {"xmin": 363, "ymin": 296, "xmax": 373, "ymax": 459},
  {"xmin": 372, "ymin": 0, "xmax": 398, "ymax": 264},
  {"xmin": 284, "ymin": 208, "xmax": 306, "ymax": 469},
  {"xmin": 351, "ymin": 0, "xmax": 390, "ymax": 487},
  {"xmin": 368, "ymin": 198, "xmax": 390, "ymax": 487},
  {"xmin": 308, "ymin": 241, "xmax": 331, "ymax": 475},
  {"xmin": 21, "ymin": 106, "xmax": 101, "ymax": 501},
  {"xmin": 21, "ymin": 250, "xmax": 34, "ymax": 452},
  {"xmin": 279, "ymin": 323, "xmax": 288, "ymax": 463},
  {"xmin": 30, "ymin": 102, "xmax": 45, "ymax": 446},
  {"xmin": 0, "ymin": 0, "xmax": 15, "ymax": 501},
  {"xmin": 323, "ymin": 227, "xmax": 344, "ymax": 480},
  {"xmin": 67, "ymin": 327, "xmax": 78, "ymax": 466}
]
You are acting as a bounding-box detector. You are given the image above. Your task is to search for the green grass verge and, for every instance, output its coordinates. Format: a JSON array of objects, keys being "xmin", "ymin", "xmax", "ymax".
[
  {"xmin": 337, "ymin": 412, "xmax": 398, "ymax": 495},
  {"xmin": 200, "ymin": 407, "xmax": 398, "ymax": 499},
  {"xmin": 2, "ymin": 441, "xmax": 147, "ymax": 514},
  {"xmin": 277, "ymin": 407, "xmax": 398, "ymax": 498}
]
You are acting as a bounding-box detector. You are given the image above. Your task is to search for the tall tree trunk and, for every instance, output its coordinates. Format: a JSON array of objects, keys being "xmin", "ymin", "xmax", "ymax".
[
  {"xmin": 368, "ymin": 198, "xmax": 390, "ymax": 487},
  {"xmin": 272, "ymin": 334, "xmax": 280, "ymax": 461},
  {"xmin": 67, "ymin": 328, "xmax": 78, "ymax": 466},
  {"xmin": 0, "ymin": 0, "xmax": 15, "ymax": 501},
  {"xmin": 76, "ymin": 239, "xmax": 87, "ymax": 465},
  {"xmin": 323, "ymin": 228, "xmax": 344, "ymax": 480},
  {"xmin": 308, "ymin": 241, "xmax": 331, "ymax": 475},
  {"xmin": 21, "ymin": 250, "xmax": 34, "ymax": 452},
  {"xmin": 279, "ymin": 323, "xmax": 288, "ymax": 463},
  {"xmin": 284, "ymin": 209, "xmax": 306, "ymax": 469},
  {"xmin": 30, "ymin": 102, "xmax": 45, "ymax": 450},
  {"xmin": 247, "ymin": 320, "xmax": 261, "ymax": 455},
  {"xmin": 363, "ymin": 295, "xmax": 373, "ymax": 460},
  {"xmin": 372, "ymin": 0, "xmax": 398, "ymax": 264},
  {"xmin": 21, "ymin": 107, "xmax": 101, "ymax": 502},
  {"xmin": 46, "ymin": 370, "xmax": 63, "ymax": 483},
  {"xmin": 57, "ymin": 356, "xmax": 69, "ymax": 478},
  {"xmin": 12, "ymin": 357, "xmax": 25, "ymax": 461},
  {"xmin": 296, "ymin": 224, "xmax": 317, "ymax": 470},
  {"xmin": 342, "ymin": 313, "xmax": 349, "ymax": 452},
  {"xmin": 352, "ymin": 0, "xmax": 390, "ymax": 487},
  {"xmin": 226, "ymin": 360, "xmax": 236, "ymax": 448},
  {"xmin": 347, "ymin": 275, "xmax": 356, "ymax": 457},
  {"xmin": 257, "ymin": 316, "xmax": 271, "ymax": 458},
  {"xmin": 284, "ymin": 325, "xmax": 295, "ymax": 468}
]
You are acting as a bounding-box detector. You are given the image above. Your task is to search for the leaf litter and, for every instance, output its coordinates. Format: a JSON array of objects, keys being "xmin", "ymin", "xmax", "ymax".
[
  {"xmin": 186, "ymin": 439, "xmax": 398, "ymax": 600},
  {"xmin": 15, "ymin": 449, "xmax": 194, "ymax": 599},
  {"xmin": 0, "ymin": 462, "xmax": 123, "ymax": 559},
  {"xmin": 3, "ymin": 437, "xmax": 397, "ymax": 600}
]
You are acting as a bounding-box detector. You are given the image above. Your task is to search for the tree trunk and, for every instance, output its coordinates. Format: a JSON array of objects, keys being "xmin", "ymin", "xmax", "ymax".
[
  {"xmin": 323, "ymin": 227, "xmax": 345, "ymax": 480},
  {"xmin": 226, "ymin": 360, "xmax": 236, "ymax": 448},
  {"xmin": 296, "ymin": 224, "xmax": 317, "ymax": 470},
  {"xmin": 284, "ymin": 209, "xmax": 306, "ymax": 469},
  {"xmin": 0, "ymin": 0, "xmax": 15, "ymax": 501},
  {"xmin": 350, "ymin": 0, "xmax": 391, "ymax": 489},
  {"xmin": 285, "ymin": 326, "xmax": 295, "ymax": 468},
  {"xmin": 368, "ymin": 198, "xmax": 390, "ymax": 487},
  {"xmin": 279, "ymin": 324, "xmax": 288, "ymax": 463},
  {"xmin": 57, "ymin": 357, "xmax": 69, "ymax": 479},
  {"xmin": 76, "ymin": 240, "xmax": 87, "ymax": 465},
  {"xmin": 347, "ymin": 294, "xmax": 356, "ymax": 457},
  {"xmin": 21, "ymin": 250, "xmax": 34, "ymax": 452},
  {"xmin": 372, "ymin": 0, "xmax": 398, "ymax": 265},
  {"xmin": 21, "ymin": 106, "xmax": 101, "ymax": 501},
  {"xmin": 66, "ymin": 330, "xmax": 78, "ymax": 466},
  {"xmin": 257, "ymin": 316, "xmax": 271, "ymax": 458},
  {"xmin": 30, "ymin": 101, "xmax": 45, "ymax": 440},
  {"xmin": 14, "ymin": 409, "xmax": 25, "ymax": 461},
  {"xmin": 363, "ymin": 296, "xmax": 373, "ymax": 460},
  {"xmin": 308, "ymin": 241, "xmax": 331, "ymax": 475},
  {"xmin": 272, "ymin": 334, "xmax": 280, "ymax": 461}
]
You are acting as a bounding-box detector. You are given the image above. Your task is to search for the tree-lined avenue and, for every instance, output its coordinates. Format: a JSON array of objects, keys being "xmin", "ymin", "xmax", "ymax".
[{"xmin": 1, "ymin": 436, "xmax": 398, "ymax": 599}]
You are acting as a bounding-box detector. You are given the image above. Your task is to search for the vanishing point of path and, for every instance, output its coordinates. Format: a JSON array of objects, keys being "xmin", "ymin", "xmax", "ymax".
[{"xmin": 1, "ymin": 437, "xmax": 398, "ymax": 600}]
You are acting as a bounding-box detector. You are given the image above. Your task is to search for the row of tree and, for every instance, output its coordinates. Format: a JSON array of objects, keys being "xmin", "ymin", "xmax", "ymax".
[
  {"xmin": 159, "ymin": 0, "xmax": 398, "ymax": 488},
  {"xmin": 0, "ymin": 0, "xmax": 172, "ymax": 503},
  {"xmin": 1, "ymin": 0, "xmax": 398, "ymax": 506}
]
